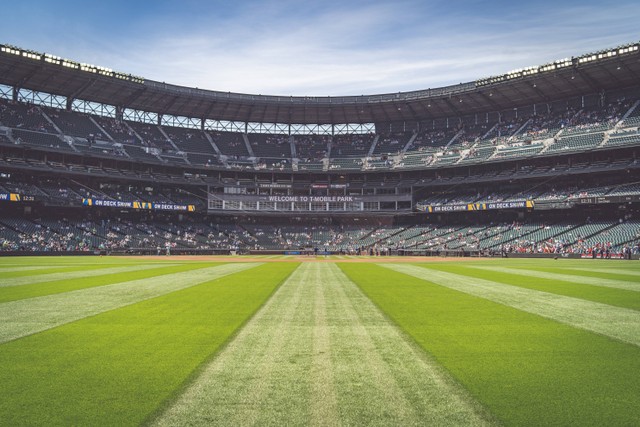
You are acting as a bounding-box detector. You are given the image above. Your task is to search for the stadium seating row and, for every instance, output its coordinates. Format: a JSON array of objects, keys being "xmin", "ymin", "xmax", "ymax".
[
  {"xmin": 2, "ymin": 215, "xmax": 637, "ymax": 255},
  {"xmin": 2, "ymin": 97, "xmax": 639, "ymax": 172}
]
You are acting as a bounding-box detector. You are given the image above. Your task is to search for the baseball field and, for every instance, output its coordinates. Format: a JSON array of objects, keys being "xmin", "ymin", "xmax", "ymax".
[{"xmin": 0, "ymin": 255, "xmax": 638, "ymax": 426}]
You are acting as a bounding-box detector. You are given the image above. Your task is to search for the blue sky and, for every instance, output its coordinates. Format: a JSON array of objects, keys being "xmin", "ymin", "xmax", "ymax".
[{"xmin": 1, "ymin": 0, "xmax": 638, "ymax": 96}]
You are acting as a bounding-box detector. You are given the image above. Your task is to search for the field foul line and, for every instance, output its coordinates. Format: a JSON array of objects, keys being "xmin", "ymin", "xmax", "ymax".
[
  {"xmin": 0, "ymin": 263, "xmax": 261, "ymax": 344},
  {"xmin": 154, "ymin": 263, "xmax": 494, "ymax": 426},
  {"xmin": 383, "ymin": 264, "xmax": 640, "ymax": 347},
  {"xmin": 0, "ymin": 264, "xmax": 178, "ymax": 287},
  {"xmin": 469, "ymin": 265, "xmax": 640, "ymax": 292}
]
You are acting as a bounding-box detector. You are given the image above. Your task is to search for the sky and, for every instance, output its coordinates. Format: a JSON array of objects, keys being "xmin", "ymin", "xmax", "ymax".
[{"xmin": 1, "ymin": 0, "xmax": 638, "ymax": 96}]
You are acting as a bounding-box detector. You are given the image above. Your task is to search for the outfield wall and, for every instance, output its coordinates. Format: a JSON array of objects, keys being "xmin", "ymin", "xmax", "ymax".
[
  {"xmin": 1, "ymin": 249, "xmax": 638, "ymax": 260},
  {"xmin": 0, "ymin": 250, "xmax": 100, "ymax": 257},
  {"xmin": 0, "ymin": 249, "xmax": 233, "ymax": 256}
]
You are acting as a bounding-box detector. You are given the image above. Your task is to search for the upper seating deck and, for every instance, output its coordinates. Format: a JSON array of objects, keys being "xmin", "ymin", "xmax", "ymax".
[{"xmin": 0, "ymin": 95, "xmax": 638, "ymax": 173}]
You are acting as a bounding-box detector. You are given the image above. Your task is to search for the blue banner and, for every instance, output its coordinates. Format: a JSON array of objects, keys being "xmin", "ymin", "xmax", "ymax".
[
  {"xmin": 0, "ymin": 193, "xmax": 21, "ymax": 202},
  {"xmin": 82, "ymin": 198, "xmax": 195, "ymax": 212}
]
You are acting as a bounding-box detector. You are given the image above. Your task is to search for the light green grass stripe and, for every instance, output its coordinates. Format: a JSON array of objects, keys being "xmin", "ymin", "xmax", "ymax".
[
  {"xmin": 0, "ymin": 263, "xmax": 218, "ymax": 304},
  {"xmin": 0, "ymin": 263, "xmax": 260, "ymax": 344},
  {"xmin": 0, "ymin": 266, "xmax": 54, "ymax": 272},
  {"xmin": 0, "ymin": 263, "xmax": 176, "ymax": 287},
  {"xmin": 0, "ymin": 256, "xmax": 176, "ymax": 266},
  {"xmin": 154, "ymin": 262, "xmax": 313, "ymax": 426},
  {"xmin": 0, "ymin": 264, "xmax": 115, "ymax": 279},
  {"xmin": 470, "ymin": 265, "xmax": 640, "ymax": 292},
  {"xmin": 383, "ymin": 264, "xmax": 640, "ymax": 347},
  {"xmin": 324, "ymin": 263, "xmax": 495, "ymax": 426},
  {"xmin": 310, "ymin": 264, "xmax": 339, "ymax": 426},
  {"xmin": 155, "ymin": 263, "xmax": 493, "ymax": 426},
  {"xmin": 423, "ymin": 263, "xmax": 640, "ymax": 312},
  {"xmin": 554, "ymin": 267, "xmax": 640, "ymax": 277}
]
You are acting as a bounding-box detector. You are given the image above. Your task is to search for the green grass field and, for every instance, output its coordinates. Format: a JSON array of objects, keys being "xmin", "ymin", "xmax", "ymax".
[{"xmin": 0, "ymin": 256, "xmax": 639, "ymax": 426}]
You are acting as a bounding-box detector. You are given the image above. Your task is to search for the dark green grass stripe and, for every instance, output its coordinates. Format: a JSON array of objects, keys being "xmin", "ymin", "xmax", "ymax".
[
  {"xmin": 387, "ymin": 263, "xmax": 640, "ymax": 346},
  {"xmin": 421, "ymin": 263, "xmax": 640, "ymax": 311},
  {"xmin": 0, "ymin": 264, "xmax": 259, "ymax": 344},
  {"xmin": 0, "ymin": 263, "xmax": 217, "ymax": 303},
  {"xmin": 339, "ymin": 263, "xmax": 640, "ymax": 427},
  {"xmin": 0, "ymin": 262, "xmax": 297, "ymax": 427}
]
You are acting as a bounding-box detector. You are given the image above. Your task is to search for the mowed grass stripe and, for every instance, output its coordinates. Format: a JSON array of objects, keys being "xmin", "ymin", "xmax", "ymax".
[
  {"xmin": 341, "ymin": 263, "xmax": 640, "ymax": 426},
  {"xmin": 383, "ymin": 264, "xmax": 640, "ymax": 347},
  {"xmin": 310, "ymin": 263, "xmax": 339, "ymax": 426},
  {"xmin": 0, "ymin": 263, "xmax": 293, "ymax": 427},
  {"xmin": 0, "ymin": 265, "xmax": 56, "ymax": 273},
  {"xmin": 322, "ymin": 263, "xmax": 421, "ymax": 425},
  {"xmin": 225, "ymin": 262, "xmax": 313, "ymax": 426},
  {"xmin": 155, "ymin": 263, "xmax": 493, "ymax": 426},
  {"xmin": 471, "ymin": 265, "xmax": 640, "ymax": 292},
  {"xmin": 0, "ymin": 256, "xmax": 177, "ymax": 266},
  {"xmin": 324, "ymin": 263, "xmax": 495, "ymax": 426},
  {"xmin": 0, "ymin": 263, "xmax": 176, "ymax": 287},
  {"xmin": 0, "ymin": 264, "xmax": 121, "ymax": 280},
  {"xmin": 568, "ymin": 267, "xmax": 640, "ymax": 277},
  {"xmin": 0, "ymin": 263, "xmax": 218, "ymax": 303},
  {"xmin": 0, "ymin": 263, "xmax": 259, "ymax": 344},
  {"xmin": 424, "ymin": 263, "xmax": 640, "ymax": 311},
  {"xmin": 154, "ymin": 262, "xmax": 319, "ymax": 426}
]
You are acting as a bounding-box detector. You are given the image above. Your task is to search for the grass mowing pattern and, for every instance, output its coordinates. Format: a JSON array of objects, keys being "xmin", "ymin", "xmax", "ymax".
[
  {"xmin": 1, "ymin": 256, "xmax": 639, "ymax": 425},
  {"xmin": 562, "ymin": 267, "xmax": 640, "ymax": 277},
  {"xmin": 155, "ymin": 263, "xmax": 494, "ymax": 426},
  {"xmin": 0, "ymin": 256, "xmax": 176, "ymax": 266},
  {"xmin": 384, "ymin": 263, "xmax": 640, "ymax": 346},
  {"xmin": 0, "ymin": 263, "xmax": 259, "ymax": 344},
  {"xmin": 420, "ymin": 263, "xmax": 640, "ymax": 311},
  {"xmin": 0, "ymin": 264, "xmax": 122, "ymax": 279},
  {"xmin": 0, "ymin": 262, "xmax": 295, "ymax": 426},
  {"xmin": 0, "ymin": 265, "xmax": 64, "ymax": 273},
  {"xmin": 0, "ymin": 263, "xmax": 217, "ymax": 303},
  {"xmin": 471, "ymin": 265, "xmax": 640, "ymax": 292},
  {"xmin": 0, "ymin": 263, "xmax": 175, "ymax": 287},
  {"xmin": 340, "ymin": 263, "xmax": 640, "ymax": 426}
]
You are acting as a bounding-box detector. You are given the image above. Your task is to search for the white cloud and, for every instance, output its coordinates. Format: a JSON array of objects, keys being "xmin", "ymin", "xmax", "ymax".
[{"xmin": 2, "ymin": 1, "xmax": 638, "ymax": 96}]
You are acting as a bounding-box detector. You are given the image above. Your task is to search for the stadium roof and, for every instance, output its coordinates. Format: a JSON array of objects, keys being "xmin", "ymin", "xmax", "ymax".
[{"xmin": 1, "ymin": 42, "xmax": 639, "ymax": 125}]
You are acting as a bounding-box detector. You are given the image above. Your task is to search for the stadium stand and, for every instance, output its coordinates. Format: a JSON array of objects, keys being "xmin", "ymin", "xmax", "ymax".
[
  {"xmin": 249, "ymin": 134, "xmax": 291, "ymax": 158},
  {"xmin": 373, "ymin": 132, "xmax": 412, "ymax": 155},
  {"xmin": 211, "ymin": 131, "xmax": 250, "ymax": 157},
  {"xmin": 331, "ymin": 134, "xmax": 375, "ymax": 157},
  {"xmin": 294, "ymin": 135, "xmax": 329, "ymax": 161},
  {"xmin": 1, "ymin": 43, "xmax": 640, "ymax": 256},
  {"xmin": 0, "ymin": 99, "xmax": 56, "ymax": 133}
]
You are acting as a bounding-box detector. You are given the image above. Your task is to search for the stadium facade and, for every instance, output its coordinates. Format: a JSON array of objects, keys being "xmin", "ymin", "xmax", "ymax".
[{"xmin": 0, "ymin": 42, "xmax": 639, "ymax": 257}]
